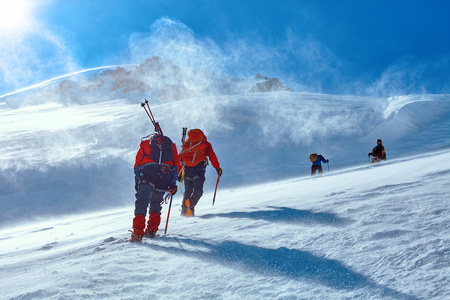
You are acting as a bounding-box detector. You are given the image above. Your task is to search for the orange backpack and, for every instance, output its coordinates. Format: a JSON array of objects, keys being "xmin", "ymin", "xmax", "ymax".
[
  {"xmin": 309, "ymin": 153, "xmax": 318, "ymax": 162},
  {"xmin": 181, "ymin": 129, "xmax": 208, "ymax": 167}
]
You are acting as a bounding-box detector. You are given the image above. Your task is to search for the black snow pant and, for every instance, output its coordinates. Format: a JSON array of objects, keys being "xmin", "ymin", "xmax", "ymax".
[
  {"xmin": 181, "ymin": 161, "xmax": 207, "ymax": 213},
  {"xmin": 135, "ymin": 163, "xmax": 173, "ymax": 216},
  {"xmin": 311, "ymin": 165, "xmax": 323, "ymax": 176}
]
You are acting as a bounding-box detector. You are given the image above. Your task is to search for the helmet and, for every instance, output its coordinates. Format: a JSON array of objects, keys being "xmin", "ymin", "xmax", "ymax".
[{"xmin": 377, "ymin": 139, "xmax": 382, "ymax": 144}]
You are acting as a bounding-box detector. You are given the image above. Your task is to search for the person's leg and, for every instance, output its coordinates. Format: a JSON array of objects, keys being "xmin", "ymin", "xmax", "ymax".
[
  {"xmin": 131, "ymin": 184, "xmax": 152, "ymax": 240},
  {"xmin": 189, "ymin": 176, "xmax": 205, "ymax": 207},
  {"xmin": 146, "ymin": 188, "xmax": 165, "ymax": 235},
  {"xmin": 186, "ymin": 163, "xmax": 206, "ymax": 216},
  {"xmin": 311, "ymin": 165, "xmax": 319, "ymax": 175},
  {"xmin": 181, "ymin": 176, "xmax": 194, "ymax": 216}
]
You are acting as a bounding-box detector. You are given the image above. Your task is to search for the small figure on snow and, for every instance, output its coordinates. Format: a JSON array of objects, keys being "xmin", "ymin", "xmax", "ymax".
[
  {"xmin": 309, "ymin": 153, "xmax": 329, "ymax": 176},
  {"xmin": 179, "ymin": 129, "xmax": 222, "ymax": 217},
  {"xmin": 130, "ymin": 133, "xmax": 181, "ymax": 242},
  {"xmin": 368, "ymin": 139, "xmax": 386, "ymax": 163}
]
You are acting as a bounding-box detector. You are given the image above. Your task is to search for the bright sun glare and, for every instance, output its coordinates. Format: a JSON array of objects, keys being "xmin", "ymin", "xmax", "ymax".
[{"xmin": 0, "ymin": 0, "xmax": 34, "ymax": 32}]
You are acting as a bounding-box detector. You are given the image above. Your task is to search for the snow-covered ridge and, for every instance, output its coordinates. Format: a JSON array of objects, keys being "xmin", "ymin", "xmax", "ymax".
[
  {"xmin": 0, "ymin": 57, "xmax": 292, "ymax": 108},
  {"xmin": 364, "ymin": 94, "xmax": 450, "ymax": 146},
  {"xmin": 0, "ymin": 65, "xmax": 120, "ymax": 100}
]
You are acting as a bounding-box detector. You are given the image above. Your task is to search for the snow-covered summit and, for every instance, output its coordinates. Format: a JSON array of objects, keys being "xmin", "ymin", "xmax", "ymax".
[{"xmin": 0, "ymin": 57, "xmax": 292, "ymax": 108}]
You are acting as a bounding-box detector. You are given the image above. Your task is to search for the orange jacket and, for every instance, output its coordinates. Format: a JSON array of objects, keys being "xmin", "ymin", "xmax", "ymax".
[
  {"xmin": 180, "ymin": 129, "xmax": 220, "ymax": 169},
  {"xmin": 205, "ymin": 142, "xmax": 220, "ymax": 169},
  {"xmin": 134, "ymin": 138, "xmax": 181, "ymax": 171},
  {"xmin": 181, "ymin": 140, "xmax": 220, "ymax": 169}
]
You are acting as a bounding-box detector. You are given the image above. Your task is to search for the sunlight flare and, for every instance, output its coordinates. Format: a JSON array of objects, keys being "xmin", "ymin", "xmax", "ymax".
[{"xmin": 0, "ymin": 0, "xmax": 34, "ymax": 32}]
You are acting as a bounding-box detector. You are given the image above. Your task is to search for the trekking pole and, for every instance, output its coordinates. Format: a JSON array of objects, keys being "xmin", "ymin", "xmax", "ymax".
[
  {"xmin": 179, "ymin": 127, "xmax": 187, "ymax": 187},
  {"xmin": 327, "ymin": 162, "xmax": 330, "ymax": 172},
  {"xmin": 212, "ymin": 174, "xmax": 221, "ymax": 206},
  {"xmin": 164, "ymin": 193, "xmax": 174, "ymax": 235},
  {"xmin": 179, "ymin": 171, "xmax": 185, "ymax": 194},
  {"xmin": 141, "ymin": 99, "xmax": 163, "ymax": 135}
]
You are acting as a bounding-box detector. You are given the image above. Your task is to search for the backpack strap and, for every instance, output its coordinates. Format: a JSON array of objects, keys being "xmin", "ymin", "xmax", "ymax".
[{"xmin": 179, "ymin": 141, "xmax": 203, "ymax": 155}]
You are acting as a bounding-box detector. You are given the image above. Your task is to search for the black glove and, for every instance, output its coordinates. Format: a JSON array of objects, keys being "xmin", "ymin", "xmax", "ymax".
[
  {"xmin": 168, "ymin": 183, "xmax": 177, "ymax": 195},
  {"xmin": 327, "ymin": 159, "xmax": 329, "ymax": 162},
  {"xmin": 216, "ymin": 167, "xmax": 223, "ymax": 176},
  {"xmin": 368, "ymin": 153, "xmax": 372, "ymax": 157}
]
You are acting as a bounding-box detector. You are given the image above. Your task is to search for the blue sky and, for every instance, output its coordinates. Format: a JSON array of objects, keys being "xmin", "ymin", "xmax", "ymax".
[{"xmin": 1, "ymin": 0, "xmax": 449, "ymax": 96}]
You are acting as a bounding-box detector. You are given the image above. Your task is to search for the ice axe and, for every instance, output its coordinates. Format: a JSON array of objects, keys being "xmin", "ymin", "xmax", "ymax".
[{"xmin": 212, "ymin": 174, "xmax": 221, "ymax": 206}]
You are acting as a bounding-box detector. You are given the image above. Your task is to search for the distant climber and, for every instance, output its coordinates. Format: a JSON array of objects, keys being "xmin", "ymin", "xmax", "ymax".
[
  {"xmin": 368, "ymin": 139, "xmax": 386, "ymax": 163},
  {"xmin": 309, "ymin": 153, "xmax": 329, "ymax": 176}
]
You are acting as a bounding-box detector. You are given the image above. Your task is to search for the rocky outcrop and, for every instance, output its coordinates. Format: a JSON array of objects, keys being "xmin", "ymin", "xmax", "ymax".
[{"xmin": 249, "ymin": 74, "xmax": 292, "ymax": 93}]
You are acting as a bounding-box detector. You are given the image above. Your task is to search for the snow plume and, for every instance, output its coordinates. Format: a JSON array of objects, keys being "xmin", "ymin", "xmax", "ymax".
[
  {"xmin": 365, "ymin": 57, "xmax": 427, "ymax": 97},
  {"xmin": 127, "ymin": 18, "xmax": 296, "ymax": 91},
  {"xmin": 283, "ymin": 30, "xmax": 343, "ymax": 93},
  {"xmin": 258, "ymin": 93, "xmax": 382, "ymax": 147},
  {"xmin": 125, "ymin": 18, "xmax": 408, "ymax": 97},
  {"xmin": 128, "ymin": 17, "xmax": 225, "ymax": 74},
  {"xmin": 0, "ymin": 24, "xmax": 79, "ymax": 96},
  {"xmin": 365, "ymin": 55, "xmax": 450, "ymax": 97},
  {"xmin": 0, "ymin": 100, "xmax": 140, "ymax": 171}
]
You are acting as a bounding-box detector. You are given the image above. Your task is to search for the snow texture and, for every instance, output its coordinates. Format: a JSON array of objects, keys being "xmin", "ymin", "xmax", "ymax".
[{"xmin": 0, "ymin": 59, "xmax": 449, "ymax": 299}]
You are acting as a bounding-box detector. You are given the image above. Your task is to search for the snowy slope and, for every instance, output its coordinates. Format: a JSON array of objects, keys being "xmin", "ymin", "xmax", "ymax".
[
  {"xmin": 0, "ymin": 149, "xmax": 449, "ymax": 299},
  {"xmin": 0, "ymin": 60, "xmax": 449, "ymax": 299},
  {"xmin": 1, "ymin": 87, "xmax": 449, "ymax": 226}
]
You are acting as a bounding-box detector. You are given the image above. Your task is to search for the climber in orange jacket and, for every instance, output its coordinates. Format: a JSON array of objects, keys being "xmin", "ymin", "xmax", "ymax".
[{"xmin": 179, "ymin": 129, "xmax": 222, "ymax": 217}]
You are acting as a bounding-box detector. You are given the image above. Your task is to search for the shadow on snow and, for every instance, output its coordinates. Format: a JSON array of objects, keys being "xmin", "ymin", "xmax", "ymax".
[
  {"xmin": 143, "ymin": 237, "xmax": 418, "ymax": 299},
  {"xmin": 200, "ymin": 206, "xmax": 351, "ymax": 226}
]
